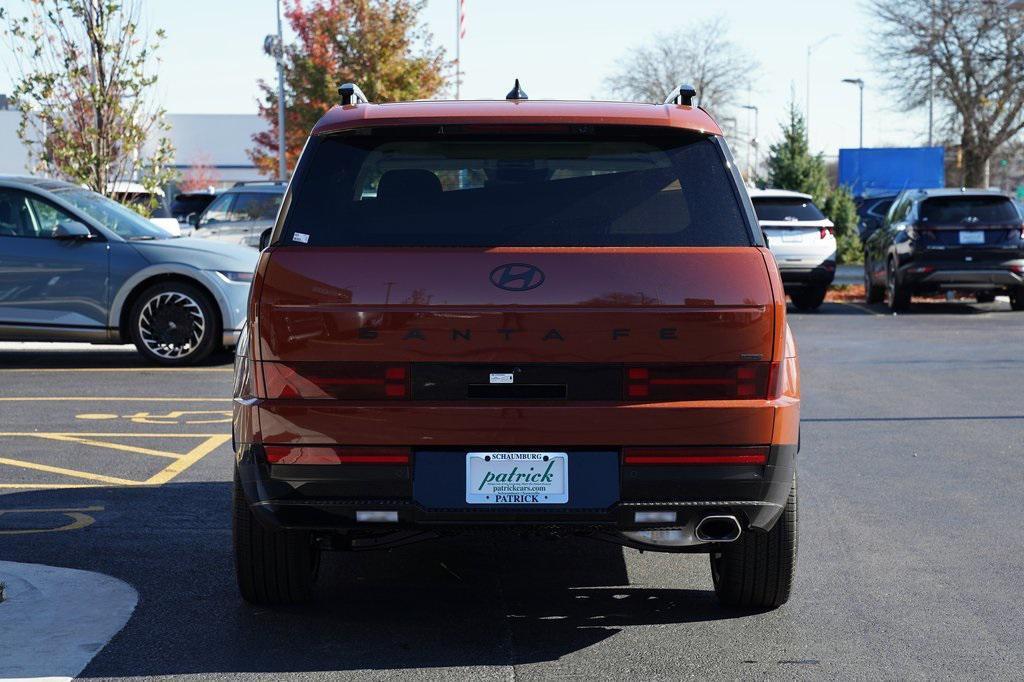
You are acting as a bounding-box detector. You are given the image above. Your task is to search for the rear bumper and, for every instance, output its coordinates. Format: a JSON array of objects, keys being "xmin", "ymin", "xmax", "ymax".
[
  {"xmin": 899, "ymin": 260, "xmax": 1024, "ymax": 290},
  {"xmin": 779, "ymin": 262, "xmax": 836, "ymax": 288},
  {"xmin": 234, "ymin": 443, "xmax": 797, "ymax": 547}
]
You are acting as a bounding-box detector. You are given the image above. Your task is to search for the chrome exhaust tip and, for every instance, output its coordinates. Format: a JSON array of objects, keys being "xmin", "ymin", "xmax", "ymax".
[{"xmin": 694, "ymin": 515, "xmax": 742, "ymax": 543}]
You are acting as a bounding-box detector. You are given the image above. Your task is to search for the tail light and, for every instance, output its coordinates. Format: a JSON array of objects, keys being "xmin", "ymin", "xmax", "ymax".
[
  {"xmin": 819, "ymin": 226, "xmax": 834, "ymax": 239},
  {"xmin": 261, "ymin": 362, "xmax": 410, "ymax": 399},
  {"xmin": 265, "ymin": 445, "xmax": 410, "ymax": 465},
  {"xmin": 624, "ymin": 363, "xmax": 778, "ymax": 401},
  {"xmin": 623, "ymin": 446, "xmax": 768, "ymax": 465},
  {"xmin": 1009, "ymin": 264, "xmax": 1024, "ymax": 274}
]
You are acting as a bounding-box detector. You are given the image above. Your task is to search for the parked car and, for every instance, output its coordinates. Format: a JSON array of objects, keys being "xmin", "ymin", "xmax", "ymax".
[
  {"xmin": 231, "ymin": 84, "xmax": 801, "ymax": 609},
  {"xmin": 863, "ymin": 188, "xmax": 1024, "ymax": 311},
  {"xmin": 189, "ymin": 181, "xmax": 284, "ymax": 249},
  {"xmin": 0, "ymin": 176, "xmax": 257, "ymax": 364},
  {"xmin": 854, "ymin": 190, "xmax": 899, "ymax": 241},
  {"xmin": 748, "ymin": 188, "xmax": 836, "ymax": 311},
  {"xmin": 108, "ymin": 181, "xmax": 181, "ymax": 236},
  {"xmin": 170, "ymin": 191, "xmax": 216, "ymax": 228}
]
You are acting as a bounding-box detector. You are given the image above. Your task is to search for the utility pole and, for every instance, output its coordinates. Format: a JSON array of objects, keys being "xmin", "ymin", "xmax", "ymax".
[
  {"xmin": 806, "ymin": 34, "xmax": 838, "ymax": 145},
  {"xmin": 741, "ymin": 104, "xmax": 759, "ymax": 180},
  {"xmin": 275, "ymin": 0, "xmax": 287, "ymax": 181},
  {"xmin": 841, "ymin": 78, "xmax": 865, "ymax": 148},
  {"xmin": 455, "ymin": 0, "xmax": 465, "ymax": 99}
]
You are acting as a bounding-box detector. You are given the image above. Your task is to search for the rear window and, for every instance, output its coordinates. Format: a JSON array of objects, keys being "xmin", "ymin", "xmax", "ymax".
[
  {"xmin": 751, "ymin": 198, "xmax": 825, "ymax": 222},
  {"xmin": 919, "ymin": 196, "xmax": 1019, "ymax": 224},
  {"xmin": 281, "ymin": 127, "xmax": 752, "ymax": 247}
]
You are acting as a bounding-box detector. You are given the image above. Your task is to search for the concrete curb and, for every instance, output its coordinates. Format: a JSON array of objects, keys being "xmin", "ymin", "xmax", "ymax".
[{"xmin": 0, "ymin": 561, "xmax": 137, "ymax": 681}]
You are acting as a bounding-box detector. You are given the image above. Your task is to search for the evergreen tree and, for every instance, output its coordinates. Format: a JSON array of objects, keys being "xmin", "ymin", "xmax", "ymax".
[
  {"xmin": 823, "ymin": 186, "xmax": 862, "ymax": 264},
  {"xmin": 765, "ymin": 102, "xmax": 829, "ymax": 202}
]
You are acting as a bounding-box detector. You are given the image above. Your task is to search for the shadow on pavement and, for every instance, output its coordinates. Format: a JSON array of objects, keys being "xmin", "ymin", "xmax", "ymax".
[
  {"xmin": 788, "ymin": 300, "xmax": 1012, "ymax": 316},
  {"xmin": 0, "ymin": 483, "xmax": 745, "ymax": 677},
  {"xmin": 0, "ymin": 347, "xmax": 234, "ymax": 369}
]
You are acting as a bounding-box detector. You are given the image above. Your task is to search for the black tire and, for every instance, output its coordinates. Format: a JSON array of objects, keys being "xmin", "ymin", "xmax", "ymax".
[
  {"xmin": 789, "ymin": 286, "xmax": 827, "ymax": 311},
  {"xmin": 864, "ymin": 260, "xmax": 884, "ymax": 304},
  {"xmin": 1010, "ymin": 288, "xmax": 1024, "ymax": 311},
  {"xmin": 129, "ymin": 281, "xmax": 220, "ymax": 365},
  {"xmin": 710, "ymin": 476, "xmax": 797, "ymax": 609},
  {"xmin": 975, "ymin": 292, "xmax": 996, "ymax": 304},
  {"xmin": 886, "ymin": 261, "xmax": 911, "ymax": 312},
  {"xmin": 233, "ymin": 472, "xmax": 319, "ymax": 605}
]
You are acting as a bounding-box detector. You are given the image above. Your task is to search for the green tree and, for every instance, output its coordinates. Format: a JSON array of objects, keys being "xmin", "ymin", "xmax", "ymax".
[
  {"xmin": 251, "ymin": 0, "xmax": 448, "ymax": 176},
  {"xmin": 765, "ymin": 103, "xmax": 829, "ymax": 202},
  {"xmin": 1, "ymin": 1, "xmax": 176, "ymax": 208},
  {"xmin": 764, "ymin": 103, "xmax": 863, "ymax": 264},
  {"xmin": 823, "ymin": 186, "xmax": 862, "ymax": 264}
]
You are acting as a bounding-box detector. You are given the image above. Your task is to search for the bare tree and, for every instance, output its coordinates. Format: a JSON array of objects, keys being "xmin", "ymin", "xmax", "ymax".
[
  {"xmin": 869, "ymin": 0, "xmax": 1024, "ymax": 186},
  {"xmin": 603, "ymin": 17, "xmax": 757, "ymax": 114},
  {"xmin": 1, "ymin": 0, "xmax": 175, "ymax": 202}
]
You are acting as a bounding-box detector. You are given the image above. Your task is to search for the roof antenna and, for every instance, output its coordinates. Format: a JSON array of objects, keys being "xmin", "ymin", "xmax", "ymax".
[
  {"xmin": 664, "ymin": 84, "xmax": 697, "ymax": 107},
  {"xmin": 506, "ymin": 78, "xmax": 528, "ymax": 100}
]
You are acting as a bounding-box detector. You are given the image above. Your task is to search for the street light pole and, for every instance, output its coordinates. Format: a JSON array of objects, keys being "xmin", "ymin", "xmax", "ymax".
[
  {"xmin": 741, "ymin": 104, "xmax": 759, "ymax": 179},
  {"xmin": 841, "ymin": 78, "xmax": 865, "ymax": 148},
  {"xmin": 275, "ymin": 0, "xmax": 287, "ymax": 181},
  {"xmin": 806, "ymin": 33, "xmax": 839, "ymax": 144}
]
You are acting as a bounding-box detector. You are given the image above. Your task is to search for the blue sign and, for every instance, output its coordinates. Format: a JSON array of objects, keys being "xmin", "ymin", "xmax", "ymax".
[{"xmin": 839, "ymin": 147, "xmax": 945, "ymax": 195}]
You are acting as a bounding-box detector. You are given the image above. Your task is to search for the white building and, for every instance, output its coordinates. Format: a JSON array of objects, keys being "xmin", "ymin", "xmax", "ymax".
[{"xmin": 0, "ymin": 105, "xmax": 267, "ymax": 188}]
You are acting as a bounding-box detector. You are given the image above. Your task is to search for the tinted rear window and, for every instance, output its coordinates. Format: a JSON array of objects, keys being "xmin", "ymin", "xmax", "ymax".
[
  {"xmin": 282, "ymin": 127, "xmax": 751, "ymax": 247},
  {"xmin": 751, "ymin": 198, "xmax": 825, "ymax": 222},
  {"xmin": 920, "ymin": 196, "xmax": 1019, "ymax": 224}
]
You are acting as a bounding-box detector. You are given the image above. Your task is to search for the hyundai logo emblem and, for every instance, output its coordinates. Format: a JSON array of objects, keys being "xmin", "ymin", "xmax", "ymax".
[{"xmin": 489, "ymin": 263, "xmax": 545, "ymax": 292}]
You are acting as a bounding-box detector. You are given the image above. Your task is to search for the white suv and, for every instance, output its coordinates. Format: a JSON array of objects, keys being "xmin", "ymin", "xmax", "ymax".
[{"xmin": 749, "ymin": 189, "xmax": 836, "ymax": 310}]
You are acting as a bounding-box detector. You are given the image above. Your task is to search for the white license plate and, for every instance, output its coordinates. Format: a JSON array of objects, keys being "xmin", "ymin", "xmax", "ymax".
[
  {"xmin": 959, "ymin": 230, "xmax": 985, "ymax": 244},
  {"xmin": 465, "ymin": 452, "xmax": 568, "ymax": 504}
]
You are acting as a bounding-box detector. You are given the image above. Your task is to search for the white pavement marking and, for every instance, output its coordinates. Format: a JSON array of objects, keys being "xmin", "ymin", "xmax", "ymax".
[{"xmin": 0, "ymin": 561, "xmax": 137, "ymax": 681}]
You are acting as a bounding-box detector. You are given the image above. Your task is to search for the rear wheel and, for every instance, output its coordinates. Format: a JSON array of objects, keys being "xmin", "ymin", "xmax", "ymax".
[
  {"xmin": 864, "ymin": 260, "xmax": 884, "ymax": 304},
  {"xmin": 233, "ymin": 472, "xmax": 319, "ymax": 604},
  {"xmin": 886, "ymin": 262, "xmax": 911, "ymax": 312},
  {"xmin": 1010, "ymin": 288, "xmax": 1024, "ymax": 311},
  {"xmin": 975, "ymin": 292, "xmax": 996, "ymax": 304},
  {"xmin": 789, "ymin": 286, "xmax": 827, "ymax": 311},
  {"xmin": 710, "ymin": 476, "xmax": 797, "ymax": 609}
]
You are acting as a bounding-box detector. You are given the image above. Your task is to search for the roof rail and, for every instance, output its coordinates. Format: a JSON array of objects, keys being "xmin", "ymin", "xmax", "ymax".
[
  {"xmin": 338, "ymin": 83, "xmax": 369, "ymax": 106},
  {"xmin": 665, "ymin": 84, "xmax": 697, "ymax": 107},
  {"xmin": 231, "ymin": 180, "xmax": 286, "ymax": 188}
]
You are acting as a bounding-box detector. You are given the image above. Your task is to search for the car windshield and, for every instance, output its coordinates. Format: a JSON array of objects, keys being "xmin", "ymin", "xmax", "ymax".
[
  {"xmin": 55, "ymin": 188, "xmax": 172, "ymax": 239},
  {"xmin": 282, "ymin": 127, "xmax": 752, "ymax": 247},
  {"xmin": 751, "ymin": 198, "xmax": 825, "ymax": 222},
  {"xmin": 919, "ymin": 196, "xmax": 1019, "ymax": 224}
]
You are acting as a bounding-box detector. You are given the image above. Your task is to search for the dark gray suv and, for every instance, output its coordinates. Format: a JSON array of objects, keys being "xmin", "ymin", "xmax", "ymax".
[{"xmin": 0, "ymin": 176, "xmax": 257, "ymax": 364}]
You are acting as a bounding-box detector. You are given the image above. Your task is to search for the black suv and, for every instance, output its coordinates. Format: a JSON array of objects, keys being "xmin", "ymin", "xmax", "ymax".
[{"xmin": 863, "ymin": 188, "xmax": 1024, "ymax": 311}]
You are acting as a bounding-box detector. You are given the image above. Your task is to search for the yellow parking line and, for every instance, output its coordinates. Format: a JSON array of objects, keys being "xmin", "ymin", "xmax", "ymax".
[
  {"xmin": 0, "ymin": 367, "xmax": 232, "ymax": 372},
  {"xmin": 0, "ymin": 432, "xmax": 226, "ymax": 437},
  {"xmin": 0, "ymin": 456, "xmax": 139, "ymax": 485},
  {"xmin": 0, "ymin": 397, "xmax": 230, "ymax": 402},
  {"xmin": 33, "ymin": 434, "xmax": 181, "ymax": 459},
  {"xmin": 145, "ymin": 434, "xmax": 232, "ymax": 485}
]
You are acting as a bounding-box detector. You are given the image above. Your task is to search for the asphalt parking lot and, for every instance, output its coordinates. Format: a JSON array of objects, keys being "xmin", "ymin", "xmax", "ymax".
[{"xmin": 1, "ymin": 299, "xmax": 1023, "ymax": 679}]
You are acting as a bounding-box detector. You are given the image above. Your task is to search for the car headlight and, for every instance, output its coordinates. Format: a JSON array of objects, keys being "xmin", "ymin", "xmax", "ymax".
[{"xmin": 216, "ymin": 271, "xmax": 255, "ymax": 283}]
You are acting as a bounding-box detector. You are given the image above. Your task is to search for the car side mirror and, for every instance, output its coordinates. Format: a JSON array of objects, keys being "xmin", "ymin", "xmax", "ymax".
[
  {"xmin": 187, "ymin": 212, "xmax": 201, "ymax": 227},
  {"xmin": 53, "ymin": 221, "xmax": 93, "ymax": 240}
]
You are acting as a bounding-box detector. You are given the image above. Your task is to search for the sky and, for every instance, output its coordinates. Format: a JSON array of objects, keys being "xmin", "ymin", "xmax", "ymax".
[{"xmin": 0, "ymin": 0, "xmax": 933, "ymax": 160}]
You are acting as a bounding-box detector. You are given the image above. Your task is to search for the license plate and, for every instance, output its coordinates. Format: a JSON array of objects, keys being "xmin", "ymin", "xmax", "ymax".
[
  {"xmin": 465, "ymin": 452, "xmax": 568, "ymax": 504},
  {"xmin": 959, "ymin": 230, "xmax": 985, "ymax": 244}
]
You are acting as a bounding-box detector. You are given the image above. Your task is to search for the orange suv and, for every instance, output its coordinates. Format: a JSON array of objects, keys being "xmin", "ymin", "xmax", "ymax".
[{"xmin": 232, "ymin": 83, "xmax": 801, "ymax": 608}]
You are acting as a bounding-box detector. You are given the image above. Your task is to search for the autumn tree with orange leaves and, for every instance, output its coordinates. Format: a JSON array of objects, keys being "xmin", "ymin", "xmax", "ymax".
[{"xmin": 250, "ymin": 0, "xmax": 447, "ymax": 177}]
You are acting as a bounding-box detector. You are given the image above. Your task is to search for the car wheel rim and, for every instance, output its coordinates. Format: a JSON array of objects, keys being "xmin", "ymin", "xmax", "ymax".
[{"xmin": 138, "ymin": 291, "xmax": 206, "ymax": 359}]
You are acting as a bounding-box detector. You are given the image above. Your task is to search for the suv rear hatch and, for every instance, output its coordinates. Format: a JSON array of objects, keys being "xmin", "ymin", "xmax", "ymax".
[
  {"xmin": 253, "ymin": 125, "xmax": 782, "ymax": 446},
  {"xmin": 914, "ymin": 195, "xmax": 1024, "ymax": 262}
]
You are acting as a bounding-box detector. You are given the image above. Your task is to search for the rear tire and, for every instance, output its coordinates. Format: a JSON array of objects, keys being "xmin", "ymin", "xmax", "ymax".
[
  {"xmin": 710, "ymin": 476, "xmax": 797, "ymax": 609},
  {"xmin": 864, "ymin": 260, "xmax": 884, "ymax": 304},
  {"xmin": 233, "ymin": 472, "xmax": 319, "ymax": 604},
  {"xmin": 789, "ymin": 286, "xmax": 827, "ymax": 311},
  {"xmin": 886, "ymin": 262, "xmax": 911, "ymax": 312},
  {"xmin": 1010, "ymin": 288, "xmax": 1024, "ymax": 311}
]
